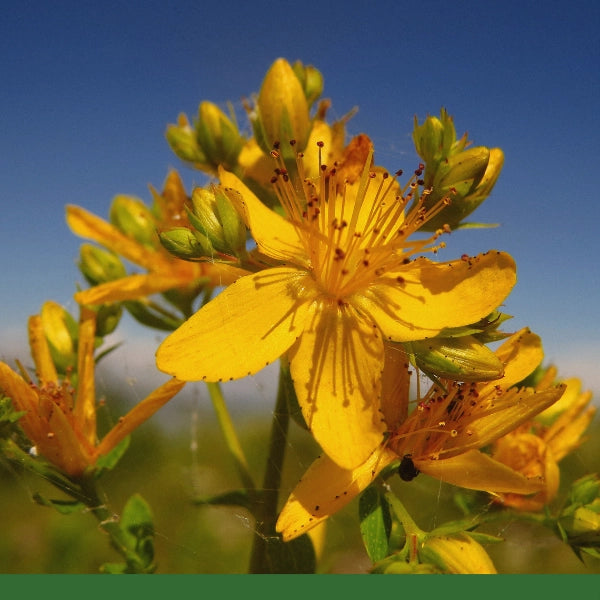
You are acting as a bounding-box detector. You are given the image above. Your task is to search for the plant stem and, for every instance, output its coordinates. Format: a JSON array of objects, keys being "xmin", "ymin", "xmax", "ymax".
[
  {"xmin": 248, "ymin": 365, "xmax": 290, "ymax": 573},
  {"xmin": 206, "ymin": 381, "xmax": 256, "ymax": 494}
]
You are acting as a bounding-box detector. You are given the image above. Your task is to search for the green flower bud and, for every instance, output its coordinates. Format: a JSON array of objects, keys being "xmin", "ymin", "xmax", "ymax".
[
  {"xmin": 252, "ymin": 58, "xmax": 311, "ymax": 155},
  {"xmin": 94, "ymin": 303, "xmax": 122, "ymax": 337},
  {"xmin": 413, "ymin": 108, "xmax": 460, "ymax": 166},
  {"xmin": 40, "ymin": 301, "xmax": 78, "ymax": 373},
  {"xmin": 79, "ymin": 244, "xmax": 127, "ymax": 285},
  {"xmin": 435, "ymin": 146, "xmax": 491, "ymax": 196},
  {"xmin": 405, "ymin": 335, "xmax": 504, "ymax": 382},
  {"xmin": 570, "ymin": 474, "xmax": 600, "ymax": 506},
  {"xmin": 166, "ymin": 114, "xmax": 210, "ymax": 169},
  {"xmin": 158, "ymin": 226, "xmax": 213, "ymax": 261},
  {"xmin": 109, "ymin": 195, "xmax": 157, "ymax": 248},
  {"xmin": 188, "ymin": 186, "xmax": 246, "ymax": 256},
  {"xmin": 195, "ymin": 101, "xmax": 243, "ymax": 171},
  {"xmin": 291, "ymin": 61, "xmax": 324, "ymax": 107}
]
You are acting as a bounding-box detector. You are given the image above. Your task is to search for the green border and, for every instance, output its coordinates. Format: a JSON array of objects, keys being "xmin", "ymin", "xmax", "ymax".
[{"xmin": 1, "ymin": 574, "xmax": 598, "ymax": 600}]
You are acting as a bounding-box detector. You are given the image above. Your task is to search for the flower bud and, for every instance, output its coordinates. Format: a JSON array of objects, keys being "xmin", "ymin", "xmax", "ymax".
[
  {"xmin": 79, "ymin": 244, "xmax": 127, "ymax": 285},
  {"xmin": 419, "ymin": 533, "xmax": 497, "ymax": 574},
  {"xmin": 188, "ymin": 186, "xmax": 246, "ymax": 256},
  {"xmin": 158, "ymin": 227, "xmax": 213, "ymax": 261},
  {"xmin": 405, "ymin": 335, "xmax": 504, "ymax": 382},
  {"xmin": 195, "ymin": 101, "xmax": 243, "ymax": 171},
  {"xmin": 291, "ymin": 61, "xmax": 324, "ymax": 107},
  {"xmin": 252, "ymin": 58, "xmax": 311, "ymax": 155},
  {"xmin": 109, "ymin": 195, "xmax": 157, "ymax": 248},
  {"xmin": 166, "ymin": 114, "xmax": 210, "ymax": 168},
  {"xmin": 40, "ymin": 301, "xmax": 78, "ymax": 373},
  {"xmin": 413, "ymin": 108, "xmax": 462, "ymax": 166},
  {"xmin": 95, "ymin": 303, "xmax": 122, "ymax": 337}
]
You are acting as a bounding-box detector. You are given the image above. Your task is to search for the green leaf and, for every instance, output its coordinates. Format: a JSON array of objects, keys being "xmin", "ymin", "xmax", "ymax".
[
  {"xmin": 100, "ymin": 562, "xmax": 128, "ymax": 574},
  {"xmin": 359, "ymin": 486, "xmax": 392, "ymax": 563},
  {"xmin": 192, "ymin": 489, "xmax": 252, "ymax": 511},
  {"xmin": 120, "ymin": 493, "xmax": 155, "ymax": 571},
  {"xmin": 94, "ymin": 436, "xmax": 130, "ymax": 475},
  {"xmin": 264, "ymin": 534, "xmax": 316, "ymax": 574},
  {"xmin": 32, "ymin": 493, "xmax": 85, "ymax": 515}
]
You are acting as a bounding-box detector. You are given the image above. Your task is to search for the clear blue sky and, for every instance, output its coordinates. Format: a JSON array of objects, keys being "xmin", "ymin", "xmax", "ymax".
[{"xmin": 2, "ymin": 0, "xmax": 599, "ymax": 396}]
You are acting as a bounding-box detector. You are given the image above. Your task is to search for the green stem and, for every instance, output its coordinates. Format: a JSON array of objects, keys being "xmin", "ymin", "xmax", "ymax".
[
  {"xmin": 206, "ymin": 381, "xmax": 256, "ymax": 493},
  {"xmin": 248, "ymin": 366, "xmax": 290, "ymax": 573},
  {"xmin": 77, "ymin": 475, "xmax": 152, "ymax": 572}
]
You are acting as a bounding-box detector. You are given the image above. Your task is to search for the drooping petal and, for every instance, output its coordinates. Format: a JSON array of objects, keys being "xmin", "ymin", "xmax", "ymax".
[
  {"xmin": 74, "ymin": 307, "xmax": 97, "ymax": 446},
  {"xmin": 74, "ymin": 274, "xmax": 190, "ymax": 305},
  {"xmin": 353, "ymin": 252, "xmax": 516, "ymax": 342},
  {"xmin": 218, "ymin": 168, "xmax": 306, "ymax": 264},
  {"xmin": 380, "ymin": 343, "xmax": 411, "ymax": 430},
  {"xmin": 156, "ymin": 267, "xmax": 315, "ymax": 381},
  {"xmin": 479, "ymin": 328, "xmax": 543, "ymax": 395},
  {"xmin": 66, "ymin": 205, "xmax": 158, "ymax": 270},
  {"xmin": 94, "ymin": 378, "xmax": 186, "ymax": 461},
  {"xmin": 446, "ymin": 385, "xmax": 566, "ymax": 456},
  {"xmin": 288, "ymin": 302, "xmax": 387, "ymax": 469},
  {"xmin": 418, "ymin": 449, "xmax": 546, "ymax": 494},
  {"xmin": 276, "ymin": 446, "xmax": 397, "ymax": 541}
]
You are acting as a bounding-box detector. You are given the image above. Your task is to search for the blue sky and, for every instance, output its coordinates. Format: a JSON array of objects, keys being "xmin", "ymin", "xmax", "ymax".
[{"xmin": 1, "ymin": 0, "xmax": 599, "ymax": 398}]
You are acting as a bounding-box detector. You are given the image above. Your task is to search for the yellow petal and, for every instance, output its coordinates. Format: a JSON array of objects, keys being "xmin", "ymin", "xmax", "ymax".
[
  {"xmin": 156, "ymin": 267, "xmax": 314, "ymax": 381},
  {"xmin": 480, "ymin": 328, "xmax": 543, "ymax": 395},
  {"xmin": 218, "ymin": 167, "xmax": 306, "ymax": 264},
  {"xmin": 448, "ymin": 385, "xmax": 566, "ymax": 455},
  {"xmin": 66, "ymin": 205, "xmax": 158, "ymax": 270},
  {"xmin": 288, "ymin": 302, "xmax": 387, "ymax": 469},
  {"xmin": 27, "ymin": 314, "xmax": 58, "ymax": 385},
  {"xmin": 276, "ymin": 446, "xmax": 397, "ymax": 541},
  {"xmin": 380, "ymin": 343, "xmax": 411, "ymax": 430},
  {"xmin": 74, "ymin": 273, "xmax": 194, "ymax": 304},
  {"xmin": 74, "ymin": 307, "xmax": 97, "ymax": 446},
  {"xmin": 353, "ymin": 251, "xmax": 516, "ymax": 342},
  {"xmin": 94, "ymin": 378, "xmax": 186, "ymax": 461},
  {"xmin": 418, "ymin": 449, "xmax": 546, "ymax": 494}
]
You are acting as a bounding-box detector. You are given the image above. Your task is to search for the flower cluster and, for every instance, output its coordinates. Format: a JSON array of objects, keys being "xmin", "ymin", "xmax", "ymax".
[{"xmin": 1, "ymin": 57, "xmax": 595, "ymax": 574}]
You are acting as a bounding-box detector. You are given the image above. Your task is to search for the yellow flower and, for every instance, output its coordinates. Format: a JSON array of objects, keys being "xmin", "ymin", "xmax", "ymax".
[
  {"xmin": 491, "ymin": 375, "xmax": 595, "ymax": 511},
  {"xmin": 66, "ymin": 170, "xmax": 247, "ymax": 306},
  {"xmin": 276, "ymin": 328, "xmax": 565, "ymax": 541},
  {"xmin": 157, "ymin": 136, "xmax": 517, "ymax": 471},
  {"xmin": 0, "ymin": 304, "xmax": 185, "ymax": 478}
]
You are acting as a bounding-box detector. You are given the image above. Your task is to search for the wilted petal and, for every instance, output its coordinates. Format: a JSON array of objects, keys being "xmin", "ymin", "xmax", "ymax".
[{"xmin": 156, "ymin": 267, "xmax": 314, "ymax": 381}]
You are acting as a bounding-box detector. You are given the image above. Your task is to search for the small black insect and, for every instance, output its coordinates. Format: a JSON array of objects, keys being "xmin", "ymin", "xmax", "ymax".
[{"xmin": 398, "ymin": 454, "xmax": 420, "ymax": 482}]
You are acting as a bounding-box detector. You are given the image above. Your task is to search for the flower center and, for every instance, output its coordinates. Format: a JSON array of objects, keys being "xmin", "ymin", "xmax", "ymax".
[{"xmin": 269, "ymin": 141, "xmax": 451, "ymax": 301}]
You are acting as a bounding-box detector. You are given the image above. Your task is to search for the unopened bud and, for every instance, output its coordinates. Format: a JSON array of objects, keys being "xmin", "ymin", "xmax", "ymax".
[
  {"xmin": 291, "ymin": 61, "xmax": 324, "ymax": 107},
  {"xmin": 40, "ymin": 301, "xmax": 78, "ymax": 373},
  {"xmin": 196, "ymin": 101, "xmax": 243, "ymax": 171},
  {"xmin": 252, "ymin": 58, "xmax": 310, "ymax": 155},
  {"xmin": 109, "ymin": 195, "xmax": 157, "ymax": 248},
  {"xmin": 188, "ymin": 186, "xmax": 246, "ymax": 256},
  {"xmin": 158, "ymin": 227, "xmax": 213, "ymax": 261},
  {"xmin": 166, "ymin": 114, "xmax": 210, "ymax": 168},
  {"xmin": 79, "ymin": 244, "xmax": 127, "ymax": 285},
  {"xmin": 419, "ymin": 533, "xmax": 497, "ymax": 574},
  {"xmin": 405, "ymin": 335, "xmax": 504, "ymax": 382}
]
